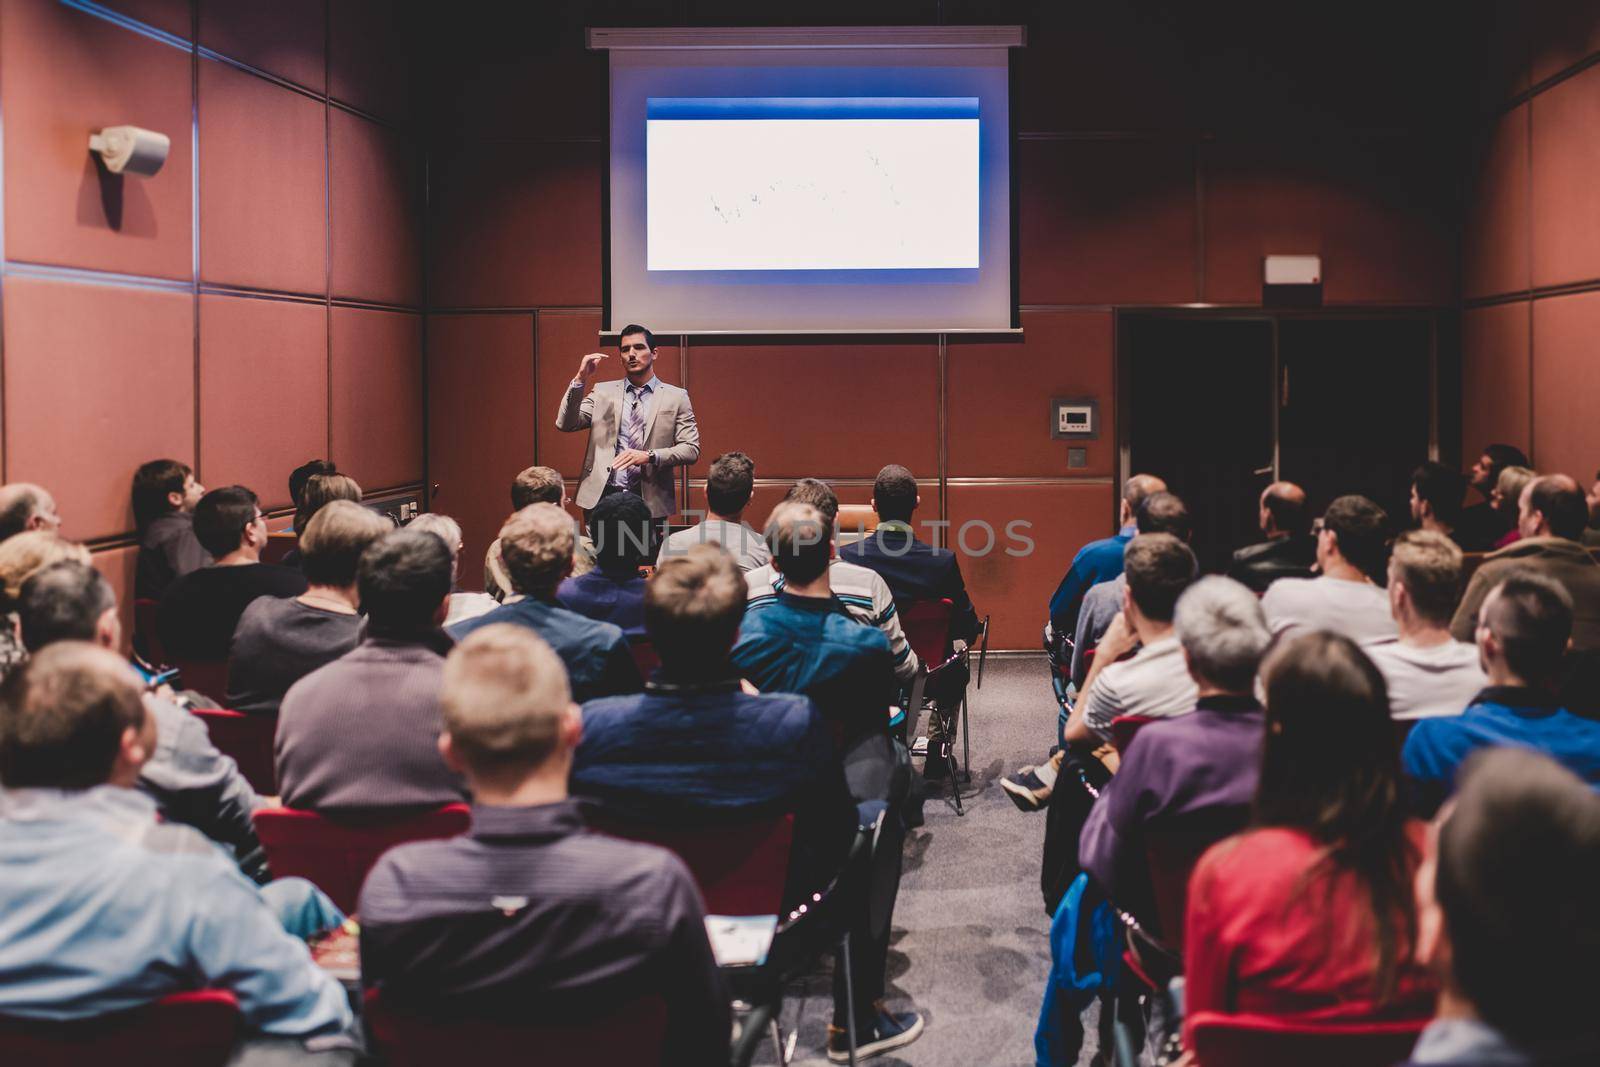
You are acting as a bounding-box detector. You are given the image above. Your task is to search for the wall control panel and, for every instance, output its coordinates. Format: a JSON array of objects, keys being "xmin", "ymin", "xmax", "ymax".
[{"xmin": 1051, "ymin": 398, "xmax": 1099, "ymax": 440}]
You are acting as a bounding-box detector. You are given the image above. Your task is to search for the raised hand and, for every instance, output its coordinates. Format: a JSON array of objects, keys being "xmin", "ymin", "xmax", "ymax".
[{"xmin": 575, "ymin": 352, "xmax": 608, "ymax": 382}]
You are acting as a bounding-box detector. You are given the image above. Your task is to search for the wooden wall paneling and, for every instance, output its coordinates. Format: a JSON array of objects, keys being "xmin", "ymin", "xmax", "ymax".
[
  {"xmin": 330, "ymin": 307, "xmax": 423, "ymax": 490},
  {"xmin": 198, "ymin": 0, "xmax": 326, "ymax": 92},
  {"xmin": 1459, "ymin": 302, "xmax": 1532, "ymax": 463},
  {"xmin": 1526, "ymin": 0, "xmax": 1600, "ymax": 87},
  {"xmin": 98, "ymin": 0, "xmax": 194, "ymax": 40},
  {"xmin": 92, "ymin": 545, "xmax": 140, "ymax": 656},
  {"xmin": 330, "ymin": 109, "xmax": 422, "ymax": 306},
  {"xmin": 328, "ymin": 0, "xmax": 414, "ymax": 122},
  {"xmin": 1531, "ymin": 291, "xmax": 1600, "ymax": 480},
  {"xmin": 1530, "ymin": 64, "xmax": 1600, "ymax": 289},
  {"xmin": 1463, "ymin": 105, "xmax": 1531, "ymax": 300},
  {"xmin": 3, "ymin": 278, "xmax": 195, "ymax": 541}
]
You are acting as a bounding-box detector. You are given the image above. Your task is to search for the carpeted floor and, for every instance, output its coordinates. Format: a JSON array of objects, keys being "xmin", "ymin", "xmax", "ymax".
[{"xmin": 753, "ymin": 653, "xmax": 1101, "ymax": 1067}]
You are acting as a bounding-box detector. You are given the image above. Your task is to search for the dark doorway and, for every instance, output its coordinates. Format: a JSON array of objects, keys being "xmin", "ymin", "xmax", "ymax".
[
  {"xmin": 1122, "ymin": 313, "xmax": 1436, "ymax": 576},
  {"xmin": 1122, "ymin": 317, "xmax": 1275, "ymax": 575}
]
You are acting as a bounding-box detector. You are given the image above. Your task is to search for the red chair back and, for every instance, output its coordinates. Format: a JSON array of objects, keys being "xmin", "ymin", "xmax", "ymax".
[
  {"xmin": 261, "ymin": 530, "xmax": 298, "ymax": 567},
  {"xmin": 590, "ymin": 812, "xmax": 795, "ymax": 916},
  {"xmin": 1143, "ymin": 816, "xmax": 1246, "ymax": 949},
  {"xmin": 1188, "ymin": 1011, "xmax": 1427, "ymax": 1067},
  {"xmin": 191, "ymin": 708, "xmax": 277, "ymax": 794},
  {"xmin": 628, "ymin": 639, "xmax": 661, "ymax": 680},
  {"xmin": 365, "ymin": 989, "xmax": 666, "ymax": 1067},
  {"xmin": 134, "ymin": 598, "xmax": 164, "ymax": 662},
  {"xmin": 174, "ymin": 660, "xmax": 230, "ymax": 706},
  {"xmin": 900, "ymin": 598, "xmax": 954, "ymax": 667},
  {"xmin": 1109, "ymin": 714, "xmax": 1157, "ymax": 754},
  {"xmin": 253, "ymin": 804, "xmax": 472, "ymax": 913},
  {"xmin": 0, "ymin": 990, "xmax": 240, "ymax": 1067}
]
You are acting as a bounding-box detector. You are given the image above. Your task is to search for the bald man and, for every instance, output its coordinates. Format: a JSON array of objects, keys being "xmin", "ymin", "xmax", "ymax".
[
  {"xmin": 0, "ymin": 483, "xmax": 60, "ymax": 542},
  {"xmin": 1226, "ymin": 481, "xmax": 1316, "ymax": 594},
  {"xmin": 1047, "ymin": 474, "xmax": 1166, "ymax": 636},
  {"xmin": 1451, "ymin": 474, "xmax": 1600, "ymax": 650}
]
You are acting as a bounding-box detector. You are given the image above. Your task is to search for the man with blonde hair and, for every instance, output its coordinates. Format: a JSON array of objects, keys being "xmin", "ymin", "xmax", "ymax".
[
  {"xmin": 360, "ymin": 625, "xmax": 729, "ymax": 1065},
  {"xmin": 485, "ymin": 466, "xmax": 594, "ymax": 599},
  {"xmin": 450, "ymin": 504, "xmax": 639, "ymax": 701},
  {"xmin": 1365, "ymin": 530, "xmax": 1485, "ymax": 720}
]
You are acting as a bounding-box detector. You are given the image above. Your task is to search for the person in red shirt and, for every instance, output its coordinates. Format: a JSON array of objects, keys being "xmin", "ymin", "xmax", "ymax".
[{"xmin": 1183, "ymin": 631, "xmax": 1437, "ymax": 1044}]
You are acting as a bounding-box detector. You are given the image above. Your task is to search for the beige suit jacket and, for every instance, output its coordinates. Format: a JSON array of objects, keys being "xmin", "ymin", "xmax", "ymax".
[{"xmin": 554, "ymin": 377, "xmax": 700, "ymax": 516}]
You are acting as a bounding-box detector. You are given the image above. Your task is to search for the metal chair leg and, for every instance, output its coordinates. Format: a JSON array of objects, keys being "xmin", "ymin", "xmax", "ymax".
[
  {"xmin": 841, "ymin": 932, "xmax": 859, "ymax": 1067},
  {"xmin": 959, "ymin": 693, "xmax": 972, "ymax": 784},
  {"xmin": 769, "ymin": 1016, "xmax": 787, "ymax": 1065},
  {"xmin": 946, "ymin": 724, "xmax": 964, "ymax": 816}
]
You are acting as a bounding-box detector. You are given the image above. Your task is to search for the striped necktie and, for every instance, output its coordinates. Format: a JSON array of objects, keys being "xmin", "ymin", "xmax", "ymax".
[{"xmin": 618, "ymin": 384, "xmax": 645, "ymax": 488}]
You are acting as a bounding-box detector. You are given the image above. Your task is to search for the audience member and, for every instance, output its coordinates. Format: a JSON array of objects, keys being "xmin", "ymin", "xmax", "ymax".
[
  {"xmin": 840, "ymin": 463, "xmax": 981, "ymax": 646},
  {"xmin": 1070, "ymin": 490, "xmax": 1192, "ymax": 689},
  {"xmin": 0, "ymin": 643, "xmax": 353, "ymax": 1056},
  {"xmin": 450, "ymin": 504, "xmax": 641, "ymax": 701},
  {"xmin": 1078, "ymin": 576, "xmax": 1270, "ymax": 913},
  {"xmin": 359, "ymin": 625, "xmax": 729, "ymax": 1065},
  {"xmin": 574, "ymin": 544, "xmax": 857, "ymax": 898},
  {"xmin": 0, "ymin": 532, "xmax": 90, "ymax": 680},
  {"xmin": 1411, "ymin": 461, "xmax": 1467, "ymax": 544},
  {"xmin": 1450, "ymin": 474, "xmax": 1600, "ymax": 649},
  {"xmin": 1402, "ymin": 748, "xmax": 1600, "ymax": 1067},
  {"xmin": 734, "ymin": 501, "xmax": 898, "ymax": 749},
  {"xmin": 746, "ymin": 478, "xmax": 919, "ymax": 684},
  {"xmin": 1227, "ymin": 481, "xmax": 1316, "ymax": 594},
  {"xmin": 1490, "ymin": 464, "xmax": 1536, "ymax": 549},
  {"xmin": 1262, "ymin": 494, "xmax": 1397, "ymax": 642},
  {"xmin": 19, "ymin": 561, "xmax": 266, "ymax": 878},
  {"xmin": 0, "ymin": 482, "xmax": 61, "ymax": 542},
  {"xmin": 556, "ymin": 490, "xmax": 652, "ymax": 640},
  {"xmin": 1408, "ymin": 573, "xmax": 1600, "ymax": 814},
  {"xmin": 157, "ymin": 486, "xmax": 307, "ymax": 662},
  {"xmin": 572, "ymin": 545, "xmax": 921, "ymax": 1058},
  {"xmin": 131, "ymin": 459, "xmax": 210, "ymax": 601},
  {"xmin": 276, "ymin": 530, "xmax": 467, "ymax": 813},
  {"xmin": 406, "ymin": 512, "xmax": 498, "ymax": 627},
  {"xmin": 226, "ymin": 501, "xmax": 391, "ymax": 717},
  {"xmin": 483, "ymin": 466, "xmax": 594, "ymax": 600},
  {"xmin": 1365, "ymin": 531, "xmax": 1486, "ymax": 720},
  {"xmin": 1585, "ymin": 468, "xmax": 1600, "ymax": 548},
  {"xmin": 1458, "ymin": 443, "xmax": 1529, "ymax": 550},
  {"xmin": 1183, "ymin": 632, "xmax": 1435, "ymax": 1042},
  {"xmin": 287, "ymin": 459, "xmax": 336, "ymax": 516},
  {"xmin": 293, "ymin": 473, "xmax": 361, "ymax": 538},
  {"xmin": 1047, "ymin": 474, "xmax": 1166, "ymax": 636},
  {"xmin": 656, "ymin": 450, "xmax": 771, "ymax": 571},
  {"xmin": 1003, "ymin": 533, "xmax": 1198, "ymax": 811}
]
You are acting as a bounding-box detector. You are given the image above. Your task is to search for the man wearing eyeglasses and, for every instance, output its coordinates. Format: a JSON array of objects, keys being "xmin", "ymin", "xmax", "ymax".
[{"xmin": 555, "ymin": 324, "xmax": 700, "ymax": 526}]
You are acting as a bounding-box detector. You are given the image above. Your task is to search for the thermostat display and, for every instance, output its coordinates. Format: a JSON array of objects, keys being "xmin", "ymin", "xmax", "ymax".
[{"xmin": 1051, "ymin": 398, "xmax": 1098, "ymax": 440}]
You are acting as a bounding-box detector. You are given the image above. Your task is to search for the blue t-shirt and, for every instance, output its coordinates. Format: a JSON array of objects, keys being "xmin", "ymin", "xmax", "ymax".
[{"xmin": 1047, "ymin": 527, "xmax": 1135, "ymax": 632}]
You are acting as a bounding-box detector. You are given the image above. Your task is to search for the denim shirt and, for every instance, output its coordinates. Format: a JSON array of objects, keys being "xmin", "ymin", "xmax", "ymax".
[{"xmin": 0, "ymin": 786, "xmax": 351, "ymax": 1037}]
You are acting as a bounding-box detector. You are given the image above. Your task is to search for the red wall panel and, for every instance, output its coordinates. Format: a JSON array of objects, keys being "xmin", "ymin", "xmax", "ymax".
[
  {"xmin": 947, "ymin": 310, "xmax": 1114, "ymax": 478},
  {"xmin": 946, "ymin": 481, "xmax": 1115, "ymax": 650},
  {"xmin": 99, "ymin": 0, "xmax": 192, "ymax": 39},
  {"xmin": 2, "ymin": 0, "xmax": 194, "ymax": 280},
  {"xmin": 1204, "ymin": 139, "xmax": 1454, "ymax": 306},
  {"xmin": 1463, "ymin": 106, "xmax": 1530, "ymax": 300},
  {"xmin": 1530, "ymin": 64, "xmax": 1600, "ymax": 289},
  {"xmin": 686, "ymin": 340, "xmax": 939, "ymax": 481},
  {"xmin": 1527, "ymin": 0, "xmax": 1600, "ymax": 86},
  {"xmin": 3, "ymin": 278, "xmax": 195, "ymax": 541},
  {"xmin": 428, "ymin": 141, "xmax": 603, "ymax": 309},
  {"xmin": 330, "ymin": 110, "xmax": 421, "ymax": 306},
  {"xmin": 1017, "ymin": 138, "xmax": 1196, "ymax": 306},
  {"xmin": 427, "ymin": 314, "xmax": 535, "ymax": 589},
  {"xmin": 328, "ymin": 0, "xmax": 413, "ymax": 121},
  {"xmin": 198, "ymin": 295, "xmax": 328, "ymax": 509},
  {"xmin": 198, "ymin": 59, "xmax": 327, "ymax": 294},
  {"xmin": 1531, "ymin": 291, "xmax": 1600, "ymax": 480},
  {"xmin": 331, "ymin": 307, "xmax": 423, "ymax": 490},
  {"xmin": 198, "ymin": 0, "xmax": 325, "ymax": 92},
  {"xmin": 684, "ymin": 479, "xmax": 910, "ymax": 534},
  {"xmin": 534, "ymin": 311, "xmax": 682, "ymax": 482},
  {"xmin": 1460, "ymin": 302, "xmax": 1531, "ymax": 464}
]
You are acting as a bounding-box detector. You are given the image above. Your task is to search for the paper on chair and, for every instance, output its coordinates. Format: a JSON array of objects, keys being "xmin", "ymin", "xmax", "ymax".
[{"xmin": 704, "ymin": 915, "xmax": 778, "ymax": 968}]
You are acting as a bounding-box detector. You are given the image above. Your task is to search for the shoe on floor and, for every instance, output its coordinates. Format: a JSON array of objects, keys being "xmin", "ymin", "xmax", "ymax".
[
  {"xmin": 827, "ymin": 1009, "xmax": 925, "ymax": 1062},
  {"xmin": 1000, "ymin": 766, "xmax": 1052, "ymax": 812}
]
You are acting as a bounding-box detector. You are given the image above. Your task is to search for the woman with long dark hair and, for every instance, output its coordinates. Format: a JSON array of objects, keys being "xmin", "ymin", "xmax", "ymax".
[{"xmin": 1183, "ymin": 630, "xmax": 1437, "ymax": 1040}]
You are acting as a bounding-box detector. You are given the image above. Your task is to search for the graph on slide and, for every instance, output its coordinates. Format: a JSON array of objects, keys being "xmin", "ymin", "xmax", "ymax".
[{"xmin": 646, "ymin": 98, "xmax": 980, "ymax": 272}]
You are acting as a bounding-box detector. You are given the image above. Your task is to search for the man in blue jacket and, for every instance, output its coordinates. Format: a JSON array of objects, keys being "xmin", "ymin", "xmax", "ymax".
[
  {"xmin": 1405, "ymin": 571, "xmax": 1600, "ymax": 815},
  {"xmin": 1046, "ymin": 474, "xmax": 1166, "ymax": 638}
]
